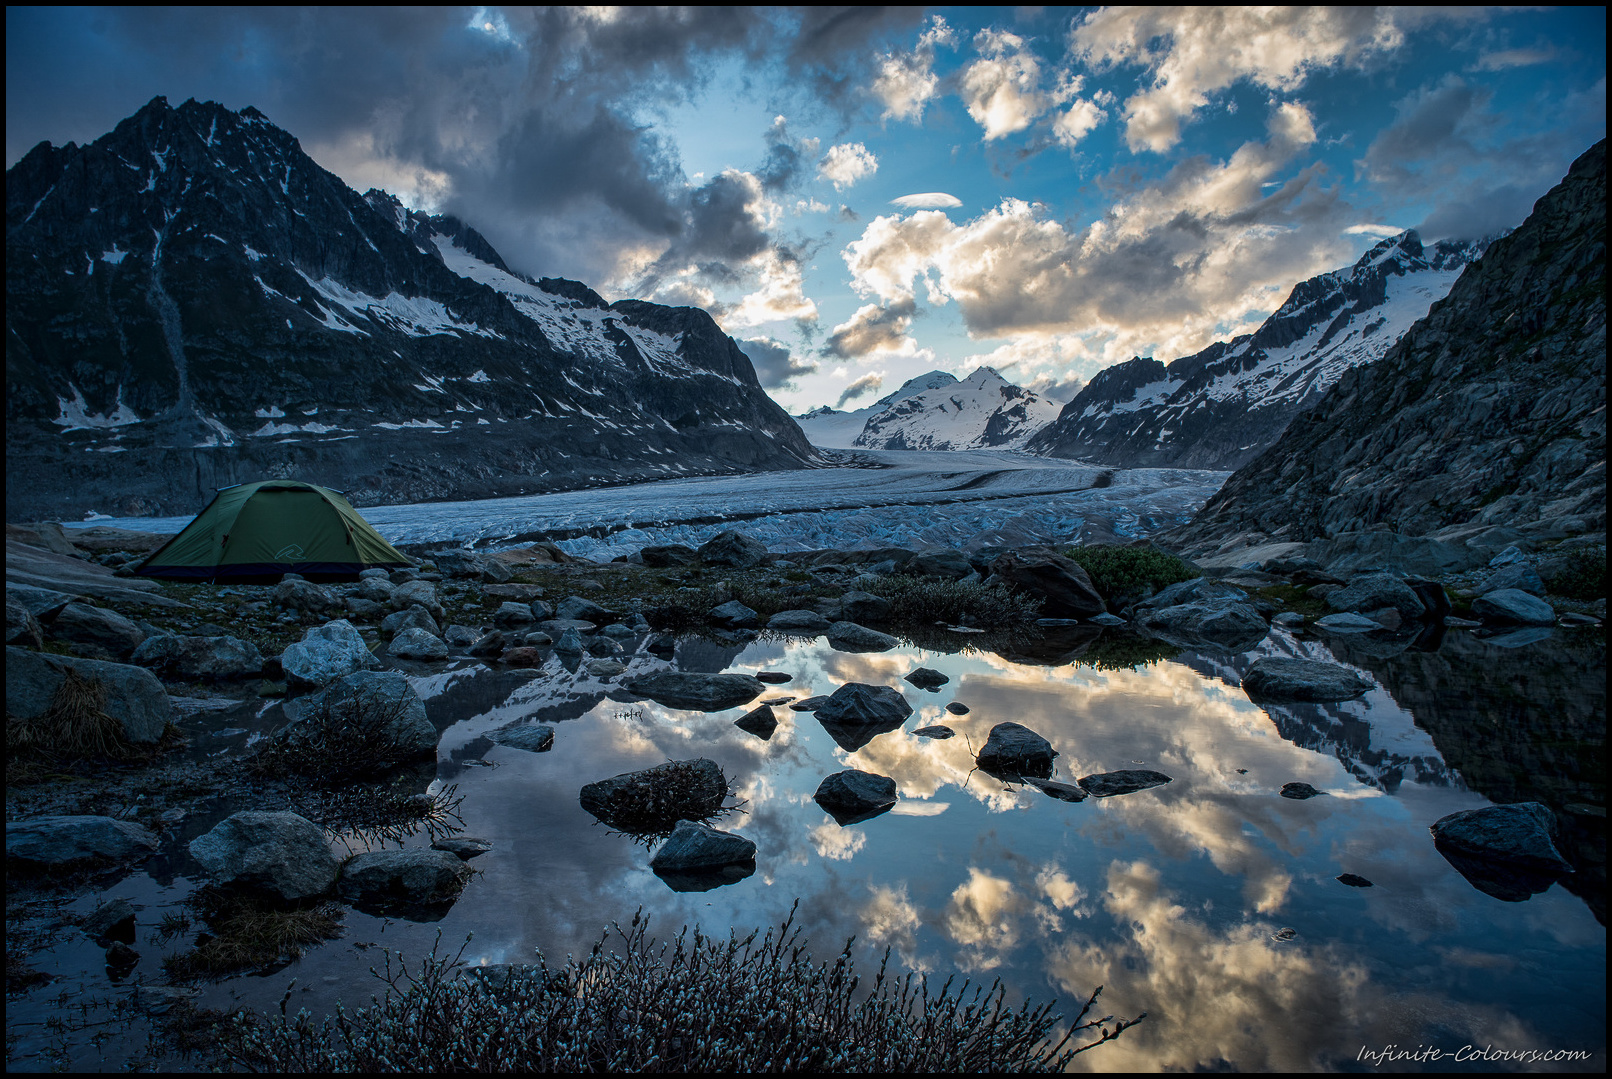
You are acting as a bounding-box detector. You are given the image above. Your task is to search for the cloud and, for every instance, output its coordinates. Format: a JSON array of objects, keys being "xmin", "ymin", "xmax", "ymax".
[
  {"xmin": 1343, "ymin": 223, "xmax": 1407, "ymax": 237},
  {"xmin": 835, "ymin": 372, "xmax": 885, "ymax": 408},
  {"xmin": 891, "ymin": 192, "xmax": 963, "ymax": 210},
  {"xmin": 1051, "ymin": 96, "xmax": 1107, "ymax": 148},
  {"xmin": 838, "ymin": 102, "xmax": 1352, "ymax": 367},
  {"xmin": 1470, "ymin": 45, "xmax": 1556, "ymax": 72},
  {"xmin": 818, "ymin": 142, "xmax": 879, "ymax": 190},
  {"xmin": 1360, "ymin": 74, "xmax": 1607, "ymax": 241},
  {"xmin": 739, "ymin": 336, "xmax": 819, "ymax": 389},
  {"xmin": 1071, "ymin": 7, "xmax": 1482, "ymax": 152},
  {"xmin": 958, "ymin": 28, "xmax": 1064, "ymax": 141},
  {"xmin": 757, "ymin": 115, "xmax": 821, "ymax": 192},
  {"xmin": 824, "ymin": 297, "xmax": 919, "ymax": 359},
  {"xmin": 941, "ymin": 867, "xmax": 1026, "ymax": 971},
  {"xmin": 870, "ymin": 15, "xmax": 957, "ymax": 123}
]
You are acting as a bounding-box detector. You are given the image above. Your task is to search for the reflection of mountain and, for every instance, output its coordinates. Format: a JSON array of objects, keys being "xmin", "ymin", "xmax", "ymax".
[
  {"xmin": 1325, "ymin": 630, "xmax": 1606, "ymax": 923},
  {"xmin": 1170, "ymin": 640, "xmax": 1460, "ymax": 794}
]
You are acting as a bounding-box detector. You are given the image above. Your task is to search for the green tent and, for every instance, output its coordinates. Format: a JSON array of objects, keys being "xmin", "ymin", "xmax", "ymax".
[{"xmin": 134, "ymin": 480, "xmax": 410, "ymax": 581}]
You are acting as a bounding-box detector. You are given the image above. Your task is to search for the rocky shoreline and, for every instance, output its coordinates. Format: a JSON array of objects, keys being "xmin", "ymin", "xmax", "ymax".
[{"xmin": 5, "ymin": 519, "xmax": 1603, "ymax": 1062}]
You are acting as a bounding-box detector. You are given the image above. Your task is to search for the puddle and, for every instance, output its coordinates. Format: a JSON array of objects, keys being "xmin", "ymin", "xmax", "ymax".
[{"xmin": 7, "ymin": 627, "xmax": 1605, "ymax": 1071}]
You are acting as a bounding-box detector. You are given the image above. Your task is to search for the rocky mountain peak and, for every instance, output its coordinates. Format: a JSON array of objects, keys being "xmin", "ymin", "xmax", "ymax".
[
  {"xmin": 1169, "ymin": 138, "xmax": 1605, "ymax": 557},
  {"xmin": 6, "ymin": 97, "xmax": 816, "ymax": 518}
]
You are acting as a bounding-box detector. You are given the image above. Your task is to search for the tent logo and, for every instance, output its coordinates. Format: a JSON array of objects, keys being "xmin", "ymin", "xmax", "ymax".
[{"xmin": 274, "ymin": 544, "xmax": 306, "ymax": 560}]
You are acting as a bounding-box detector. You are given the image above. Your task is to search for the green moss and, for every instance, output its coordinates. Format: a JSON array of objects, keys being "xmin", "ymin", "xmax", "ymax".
[{"xmin": 1062, "ymin": 545, "xmax": 1198, "ymax": 610}]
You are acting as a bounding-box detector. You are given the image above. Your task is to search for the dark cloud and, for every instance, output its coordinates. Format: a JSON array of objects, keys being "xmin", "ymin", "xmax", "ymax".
[
  {"xmin": 1024, "ymin": 372, "xmax": 1088, "ymax": 404},
  {"xmin": 1358, "ymin": 75, "xmax": 1489, "ymax": 185},
  {"xmin": 785, "ymin": 6, "xmax": 929, "ymax": 109},
  {"xmin": 835, "ymin": 372, "xmax": 885, "ymax": 408},
  {"xmin": 824, "ymin": 297, "xmax": 918, "ymax": 359},
  {"xmin": 740, "ymin": 337, "xmax": 820, "ymax": 389}
]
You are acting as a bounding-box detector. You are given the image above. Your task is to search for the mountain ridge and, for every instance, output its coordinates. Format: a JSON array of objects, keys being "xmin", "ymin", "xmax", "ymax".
[{"xmin": 6, "ymin": 96, "xmax": 816, "ymax": 519}]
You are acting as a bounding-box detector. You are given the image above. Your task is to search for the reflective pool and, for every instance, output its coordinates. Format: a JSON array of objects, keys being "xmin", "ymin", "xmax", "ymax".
[{"xmin": 8, "ymin": 624, "xmax": 1605, "ymax": 1071}]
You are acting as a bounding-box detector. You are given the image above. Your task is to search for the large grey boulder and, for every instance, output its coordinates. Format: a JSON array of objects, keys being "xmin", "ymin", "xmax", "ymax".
[
  {"xmin": 839, "ymin": 591, "xmax": 893, "ymax": 624},
  {"xmin": 6, "ymin": 646, "xmax": 172, "ymax": 743},
  {"xmin": 623, "ymin": 671, "xmax": 765, "ymax": 711},
  {"xmin": 580, "ymin": 759, "xmax": 729, "ymax": 832},
  {"xmin": 975, "ymin": 722, "xmax": 1057, "ymax": 778},
  {"xmin": 1135, "ymin": 580, "xmax": 1267, "ymax": 652},
  {"xmin": 640, "ymin": 544, "xmax": 699, "ymax": 567},
  {"xmin": 1472, "ymin": 589, "xmax": 1556, "ymax": 626},
  {"xmin": 905, "ymin": 548, "xmax": 974, "ymax": 580},
  {"xmin": 826, "ymin": 621, "xmax": 898, "ymax": 653},
  {"xmin": 132, "ymin": 634, "xmax": 264, "ymax": 680},
  {"xmin": 8, "ymin": 815, "xmax": 159, "ymax": 868},
  {"xmin": 7, "ymin": 596, "xmax": 44, "ymax": 649},
  {"xmin": 273, "ymin": 577, "xmax": 337, "ymax": 614},
  {"xmin": 7, "ymin": 584, "xmax": 77, "ymax": 619},
  {"xmin": 47, "ymin": 602, "xmax": 146, "ymax": 660},
  {"xmin": 491, "ymin": 722, "xmax": 555, "ymax": 752},
  {"xmin": 188, "ymin": 811, "xmax": 337, "ymax": 900},
  {"xmin": 432, "ymin": 549, "xmax": 484, "ymax": 578},
  {"xmin": 649, "ymin": 820, "xmax": 757, "ymax": 871},
  {"xmin": 279, "ymin": 619, "xmax": 384, "ymax": 688},
  {"xmin": 389, "ymin": 627, "xmax": 450, "ymax": 660},
  {"xmin": 1241, "ymin": 658, "xmax": 1373, "ymax": 702},
  {"xmin": 354, "ymin": 576, "xmax": 396, "ymax": 604},
  {"xmin": 814, "ymin": 683, "xmax": 913, "ymax": 726},
  {"xmin": 988, "ymin": 550, "xmax": 1105, "ymax": 617},
  {"xmin": 1314, "ymin": 612, "xmax": 1383, "ymax": 632},
  {"xmin": 1326, "ymin": 573, "xmax": 1426, "ymax": 621},
  {"xmin": 276, "ymin": 669, "xmax": 437, "ymax": 765},
  {"xmin": 339, "ymin": 849, "xmax": 474, "ymax": 904},
  {"xmin": 391, "ymin": 580, "xmax": 444, "ymax": 620},
  {"xmin": 709, "ymin": 600, "xmax": 761, "ymax": 629},
  {"xmin": 493, "ymin": 601, "xmax": 536, "ymax": 626},
  {"xmin": 904, "ymin": 667, "xmax": 949, "ymax": 690},
  {"xmin": 814, "ymin": 770, "xmax": 898, "ymax": 825},
  {"xmin": 557, "ymin": 596, "xmax": 614, "ymax": 624},
  {"xmin": 697, "ymin": 530, "xmax": 769, "ymax": 569},
  {"xmin": 813, "ymin": 683, "xmax": 913, "ymax": 752},
  {"xmin": 1477, "ymin": 563, "xmax": 1547, "ymax": 597},
  {"xmin": 767, "ymin": 609, "xmax": 832, "ymax": 633},
  {"xmin": 1430, "ymin": 802, "xmax": 1573, "ymax": 873},
  {"xmin": 383, "ymin": 606, "xmax": 442, "ymax": 638},
  {"xmin": 1079, "ymin": 770, "xmax": 1174, "ymax": 798}
]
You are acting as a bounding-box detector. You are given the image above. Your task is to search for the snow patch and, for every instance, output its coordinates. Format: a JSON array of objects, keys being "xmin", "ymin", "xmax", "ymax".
[{"xmin": 53, "ymin": 385, "xmax": 142, "ymax": 431}]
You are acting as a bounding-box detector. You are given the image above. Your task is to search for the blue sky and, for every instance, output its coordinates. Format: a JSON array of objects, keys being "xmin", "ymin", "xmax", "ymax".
[{"xmin": 7, "ymin": 7, "xmax": 1605, "ymax": 411}]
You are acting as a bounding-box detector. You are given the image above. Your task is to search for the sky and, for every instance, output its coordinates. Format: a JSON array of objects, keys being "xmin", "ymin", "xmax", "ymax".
[{"xmin": 6, "ymin": 7, "xmax": 1606, "ymax": 414}]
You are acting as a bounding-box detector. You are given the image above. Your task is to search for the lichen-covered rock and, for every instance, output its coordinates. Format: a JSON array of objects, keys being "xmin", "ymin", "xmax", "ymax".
[
  {"xmin": 188, "ymin": 811, "xmax": 337, "ymax": 900},
  {"xmin": 279, "ymin": 619, "xmax": 383, "ymax": 688},
  {"xmin": 6, "ymin": 646, "xmax": 172, "ymax": 743}
]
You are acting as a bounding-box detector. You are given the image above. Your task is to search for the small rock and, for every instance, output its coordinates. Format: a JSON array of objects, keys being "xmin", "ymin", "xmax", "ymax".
[
  {"xmin": 790, "ymin": 695, "xmax": 830, "ymax": 711},
  {"xmin": 188, "ymin": 811, "xmax": 338, "ymax": 900},
  {"xmin": 491, "ymin": 722, "xmax": 555, "ymax": 753},
  {"xmin": 1280, "ymin": 782, "xmax": 1326, "ymax": 800},
  {"xmin": 1471, "ymin": 588, "xmax": 1556, "ymax": 626},
  {"xmin": 1078, "ymin": 770, "xmax": 1173, "ymax": 798},
  {"xmin": 586, "ymin": 658, "xmax": 627, "ymax": 677},
  {"xmin": 1429, "ymin": 802, "xmax": 1573, "ymax": 873},
  {"xmin": 650, "ymin": 820, "xmax": 757, "ymax": 871},
  {"xmin": 945, "ymin": 702, "xmax": 970, "ymax": 716},
  {"xmin": 502, "ymin": 646, "xmax": 546, "ymax": 667},
  {"xmin": 734, "ymin": 705, "xmax": 778, "ymax": 739},
  {"xmin": 389, "ymin": 627, "xmax": 449, "ymax": 660},
  {"xmin": 493, "ymin": 601, "xmax": 536, "ymax": 626},
  {"xmin": 431, "ymin": 836, "xmax": 494, "ymax": 860},
  {"xmin": 1336, "ymin": 873, "xmax": 1373, "ymax": 888},
  {"xmin": 1021, "ymin": 776, "xmax": 1088, "ymax": 802},
  {"xmin": 625, "ymin": 671, "xmax": 765, "ymax": 711},
  {"xmin": 904, "ymin": 667, "xmax": 949, "ymax": 690},
  {"xmin": 755, "ymin": 671, "xmax": 792, "ymax": 684},
  {"xmin": 1271, "ymin": 927, "xmax": 1297, "ymax": 943},
  {"xmin": 697, "ymin": 531, "xmax": 769, "ymax": 570},
  {"xmin": 339, "ymin": 849, "xmax": 474, "ymax": 905},
  {"xmin": 81, "ymin": 898, "xmax": 137, "ymax": 943},
  {"xmin": 912, "ymin": 725, "xmax": 954, "ymax": 739},
  {"xmin": 708, "ymin": 600, "xmax": 760, "ymax": 629},
  {"xmin": 767, "ymin": 609, "xmax": 832, "ymax": 633},
  {"xmin": 814, "ymin": 769, "xmax": 898, "ymax": 825},
  {"xmin": 7, "ymin": 815, "xmax": 159, "ymax": 869},
  {"xmin": 976, "ymin": 722, "xmax": 1056, "ymax": 778},
  {"xmin": 1314, "ymin": 612, "xmax": 1383, "ymax": 633},
  {"xmin": 1241, "ymin": 658, "xmax": 1373, "ymax": 702},
  {"xmin": 826, "ymin": 621, "xmax": 898, "ymax": 652}
]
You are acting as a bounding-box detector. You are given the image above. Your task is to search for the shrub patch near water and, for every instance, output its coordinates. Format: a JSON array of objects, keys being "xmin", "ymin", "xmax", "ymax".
[
  {"xmin": 219, "ymin": 905, "xmax": 1141, "ymax": 1072},
  {"xmin": 1063, "ymin": 545, "xmax": 1198, "ymax": 608}
]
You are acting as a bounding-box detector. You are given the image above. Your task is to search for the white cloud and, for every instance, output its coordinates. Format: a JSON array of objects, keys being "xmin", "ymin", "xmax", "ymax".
[
  {"xmin": 1071, "ymin": 7, "xmax": 1481, "ymax": 152},
  {"xmin": 838, "ymin": 102, "xmax": 1352, "ymax": 367},
  {"xmin": 818, "ymin": 142, "xmax": 879, "ymax": 190},
  {"xmin": 825, "ymin": 298, "xmax": 918, "ymax": 359},
  {"xmin": 835, "ymin": 371, "xmax": 885, "ymax": 408},
  {"xmin": 721, "ymin": 250, "xmax": 819, "ymax": 329},
  {"xmin": 871, "ymin": 15, "xmax": 957, "ymax": 123},
  {"xmin": 958, "ymin": 28, "xmax": 1065, "ymax": 141},
  {"xmin": 1343, "ymin": 223, "xmax": 1406, "ymax": 237},
  {"xmin": 891, "ymin": 192, "xmax": 963, "ymax": 210},
  {"xmin": 1051, "ymin": 97, "xmax": 1107, "ymax": 148}
]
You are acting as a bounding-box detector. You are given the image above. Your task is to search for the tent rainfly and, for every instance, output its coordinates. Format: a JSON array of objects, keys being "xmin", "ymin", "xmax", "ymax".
[{"xmin": 133, "ymin": 480, "xmax": 411, "ymax": 581}]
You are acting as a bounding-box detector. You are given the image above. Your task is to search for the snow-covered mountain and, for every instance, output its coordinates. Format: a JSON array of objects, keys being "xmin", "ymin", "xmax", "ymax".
[
  {"xmin": 795, "ymin": 370, "xmax": 959, "ymax": 448},
  {"xmin": 5, "ymin": 97, "xmax": 816, "ymax": 519},
  {"xmin": 796, "ymin": 367, "xmax": 1056, "ymax": 451},
  {"xmin": 1026, "ymin": 231, "xmax": 1485, "ymax": 470},
  {"xmin": 853, "ymin": 366, "xmax": 1059, "ymax": 450}
]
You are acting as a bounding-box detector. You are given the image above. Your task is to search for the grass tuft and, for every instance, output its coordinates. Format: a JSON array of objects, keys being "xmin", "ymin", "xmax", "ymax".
[
  {"xmin": 859, "ymin": 576, "xmax": 1042, "ymax": 628},
  {"xmin": 163, "ymin": 887, "xmax": 344, "ymax": 981},
  {"xmin": 217, "ymin": 903, "xmax": 1141, "ymax": 1072}
]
